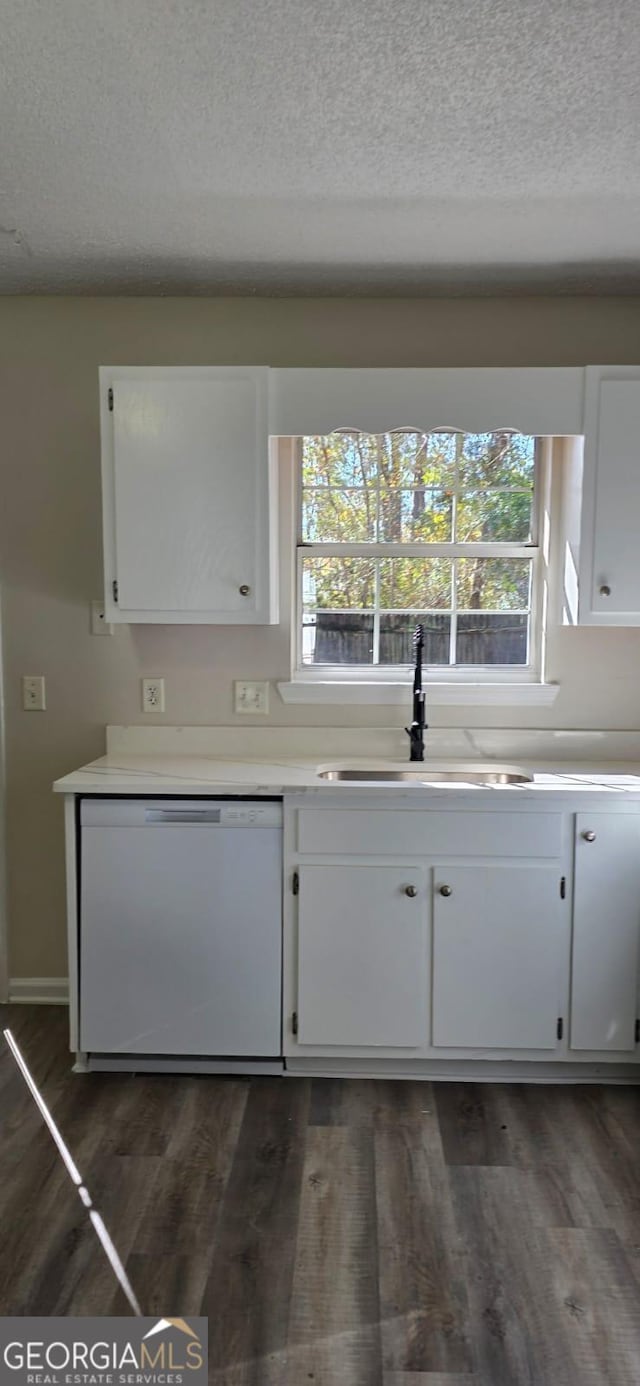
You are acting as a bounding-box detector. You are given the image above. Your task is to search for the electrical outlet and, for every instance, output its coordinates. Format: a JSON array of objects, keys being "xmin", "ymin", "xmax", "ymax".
[
  {"xmin": 91, "ymin": 600, "xmax": 113, "ymax": 636},
  {"xmin": 235, "ymin": 680, "xmax": 269, "ymax": 715},
  {"xmin": 22, "ymin": 675, "xmax": 46, "ymax": 711},
  {"xmin": 141, "ymin": 677, "xmax": 165, "ymax": 713}
]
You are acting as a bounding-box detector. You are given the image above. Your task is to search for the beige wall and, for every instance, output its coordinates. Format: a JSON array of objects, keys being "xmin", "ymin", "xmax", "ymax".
[{"xmin": 2, "ymin": 295, "xmax": 640, "ymax": 979}]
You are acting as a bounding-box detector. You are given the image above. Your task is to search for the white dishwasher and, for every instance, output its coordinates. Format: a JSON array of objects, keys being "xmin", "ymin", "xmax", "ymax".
[{"xmin": 79, "ymin": 798, "xmax": 283, "ymax": 1068}]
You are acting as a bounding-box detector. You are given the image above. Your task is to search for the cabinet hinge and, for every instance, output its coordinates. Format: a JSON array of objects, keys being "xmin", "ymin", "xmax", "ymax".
[
  {"xmin": 292, "ymin": 1011, "xmax": 298, "ymax": 1036},
  {"xmin": 108, "ymin": 387, "xmax": 114, "ymax": 412},
  {"xmin": 112, "ymin": 580, "xmax": 119, "ymax": 604},
  {"xmin": 292, "ymin": 870, "xmax": 299, "ymax": 896},
  {"xmin": 560, "ymin": 876, "xmax": 566, "ymax": 900},
  {"xmin": 635, "ymin": 1019, "xmax": 640, "ymax": 1045},
  {"xmin": 557, "ymin": 1017, "xmax": 564, "ymax": 1041}
]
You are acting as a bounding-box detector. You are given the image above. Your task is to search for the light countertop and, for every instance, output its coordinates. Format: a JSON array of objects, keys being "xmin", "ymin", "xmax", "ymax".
[{"xmin": 53, "ymin": 751, "xmax": 640, "ymax": 799}]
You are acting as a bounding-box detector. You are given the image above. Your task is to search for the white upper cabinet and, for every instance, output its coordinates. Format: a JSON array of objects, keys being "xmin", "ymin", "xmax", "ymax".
[
  {"xmin": 579, "ymin": 367, "xmax": 640, "ymax": 625},
  {"xmin": 100, "ymin": 367, "xmax": 276, "ymax": 623}
]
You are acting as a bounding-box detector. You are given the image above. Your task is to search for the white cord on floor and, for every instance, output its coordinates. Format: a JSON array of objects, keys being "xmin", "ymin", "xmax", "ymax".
[{"xmin": 3, "ymin": 1027, "xmax": 143, "ymax": 1317}]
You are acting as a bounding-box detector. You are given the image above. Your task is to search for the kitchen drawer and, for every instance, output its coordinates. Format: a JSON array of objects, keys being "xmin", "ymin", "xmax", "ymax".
[{"xmin": 296, "ymin": 808, "xmax": 564, "ymax": 859}]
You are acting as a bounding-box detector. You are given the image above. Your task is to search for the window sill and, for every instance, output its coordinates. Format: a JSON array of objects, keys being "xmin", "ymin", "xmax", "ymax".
[{"xmin": 277, "ymin": 680, "xmax": 561, "ymax": 708}]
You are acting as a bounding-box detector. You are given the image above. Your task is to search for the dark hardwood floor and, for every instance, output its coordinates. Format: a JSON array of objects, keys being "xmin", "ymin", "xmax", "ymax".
[{"xmin": 1, "ymin": 1007, "xmax": 640, "ymax": 1384}]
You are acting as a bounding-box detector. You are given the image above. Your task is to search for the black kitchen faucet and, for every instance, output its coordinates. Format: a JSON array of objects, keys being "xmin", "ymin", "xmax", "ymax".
[{"xmin": 405, "ymin": 623, "xmax": 427, "ymax": 761}]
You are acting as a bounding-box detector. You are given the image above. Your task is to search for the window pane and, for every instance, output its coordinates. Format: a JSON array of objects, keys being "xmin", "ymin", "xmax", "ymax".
[
  {"xmin": 302, "ymin": 431, "xmax": 537, "ymax": 543},
  {"xmin": 378, "ymin": 488, "xmax": 453, "ymax": 542},
  {"xmin": 302, "ymin": 612, "xmax": 374, "ymax": 665},
  {"xmin": 302, "ymin": 556, "xmax": 376, "ymax": 610},
  {"xmin": 457, "ymin": 613, "xmax": 529, "ymax": 665},
  {"xmin": 456, "ymin": 491, "xmax": 532, "ymax": 543},
  {"xmin": 422, "ymin": 431, "xmax": 458, "ymax": 485},
  {"xmin": 302, "ymin": 434, "xmax": 377, "ymax": 488},
  {"xmin": 379, "ymin": 558, "xmax": 452, "ymax": 609},
  {"xmin": 459, "ymin": 432, "xmax": 536, "ymax": 488},
  {"xmin": 302, "ymin": 487, "xmax": 376, "ymax": 542},
  {"xmin": 370, "ymin": 431, "xmax": 456, "ymax": 489},
  {"xmin": 456, "ymin": 558, "xmax": 531, "ymax": 610},
  {"xmin": 379, "ymin": 613, "xmax": 450, "ymax": 665}
]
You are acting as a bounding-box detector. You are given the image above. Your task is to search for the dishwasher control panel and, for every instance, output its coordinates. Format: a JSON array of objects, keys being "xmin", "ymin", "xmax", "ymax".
[
  {"xmin": 222, "ymin": 804, "xmax": 278, "ymax": 826},
  {"xmin": 81, "ymin": 798, "xmax": 283, "ymax": 828}
]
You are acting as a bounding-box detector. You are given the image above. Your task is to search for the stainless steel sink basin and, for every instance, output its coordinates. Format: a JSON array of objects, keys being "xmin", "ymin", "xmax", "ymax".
[{"xmin": 317, "ymin": 763, "xmax": 533, "ymax": 786}]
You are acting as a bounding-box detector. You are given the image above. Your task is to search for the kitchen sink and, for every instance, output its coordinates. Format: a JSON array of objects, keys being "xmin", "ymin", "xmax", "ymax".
[{"xmin": 317, "ymin": 762, "xmax": 533, "ymax": 785}]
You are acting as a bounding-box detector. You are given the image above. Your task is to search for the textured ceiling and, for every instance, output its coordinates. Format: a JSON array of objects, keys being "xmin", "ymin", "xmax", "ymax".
[{"xmin": 1, "ymin": 0, "xmax": 640, "ymax": 295}]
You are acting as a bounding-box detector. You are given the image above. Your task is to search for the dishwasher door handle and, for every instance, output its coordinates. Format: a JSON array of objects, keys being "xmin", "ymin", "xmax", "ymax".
[{"xmin": 144, "ymin": 808, "xmax": 222, "ymax": 824}]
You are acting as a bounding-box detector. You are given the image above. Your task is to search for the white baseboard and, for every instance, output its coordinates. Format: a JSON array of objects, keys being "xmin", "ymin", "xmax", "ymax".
[{"xmin": 8, "ymin": 977, "xmax": 69, "ymax": 1005}]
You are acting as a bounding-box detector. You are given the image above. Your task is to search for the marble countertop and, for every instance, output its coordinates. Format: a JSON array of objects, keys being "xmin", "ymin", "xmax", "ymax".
[{"xmin": 53, "ymin": 751, "xmax": 640, "ymax": 799}]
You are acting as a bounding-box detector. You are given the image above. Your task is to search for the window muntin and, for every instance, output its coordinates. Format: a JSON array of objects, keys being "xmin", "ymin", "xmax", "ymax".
[{"xmin": 298, "ymin": 430, "xmax": 539, "ymax": 673}]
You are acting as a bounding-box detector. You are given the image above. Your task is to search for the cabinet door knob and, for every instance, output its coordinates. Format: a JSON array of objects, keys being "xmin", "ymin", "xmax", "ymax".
[
  {"xmin": 439, "ymin": 884, "xmax": 453, "ymax": 897},
  {"xmin": 582, "ymin": 830, "xmax": 596, "ymax": 842},
  {"xmin": 239, "ymin": 584, "xmax": 251, "ymax": 597},
  {"xmin": 599, "ymin": 584, "xmax": 611, "ymax": 597},
  {"xmin": 404, "ymin": 884, "xmax": 418, "ymax": 898}
]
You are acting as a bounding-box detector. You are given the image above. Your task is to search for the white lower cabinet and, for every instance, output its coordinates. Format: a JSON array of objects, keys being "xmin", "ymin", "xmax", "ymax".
[
  {"xmin": 570, "ymin": 813, "xmax": 640, "ymax": 1052},
  {"xmin": 296, "ymin": 863, "xmax": 428, "ymax": 1047},
  {"xmin": 432, "ymin": 864, "xmax": 564, "ymax": 1050},
  {"xmin": 287, "ymin": 801, "xmax": 640, "ymax": 1069}
]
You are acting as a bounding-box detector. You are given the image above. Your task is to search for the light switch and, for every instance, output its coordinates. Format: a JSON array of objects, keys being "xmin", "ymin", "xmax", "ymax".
[
  {"xmin": 235, "ymin": 680, "xmax": 269, "ymax": 715},
  {"xmin": 23, "ymin": 675, "xmax": 46, "ymax": 711}
]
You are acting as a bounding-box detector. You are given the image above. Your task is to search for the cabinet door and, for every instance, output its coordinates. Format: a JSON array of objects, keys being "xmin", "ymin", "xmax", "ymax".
[
  {"xmin": 101, "ymin": 367, "xmax": 275, "ymax": 623},
  {"xmin": 579, "ymin": 370, "xmax": 640, "ymax": 624},
  {"xmin": 571, "ymin": 813, "xmax": 640, "ymax": 1052},
  {"xmin": 296, "ymin": 864, "xmax": 427, "ymax": 1048},
  {"xmin": 432, "ymin": 864, "xmax": 563, "ymax": 1050}
]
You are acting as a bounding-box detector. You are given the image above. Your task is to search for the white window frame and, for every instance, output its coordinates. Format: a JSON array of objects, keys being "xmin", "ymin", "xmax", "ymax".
[{"xmin": 291, "ymin": 433, "xmax": 547, "ymax": 688}]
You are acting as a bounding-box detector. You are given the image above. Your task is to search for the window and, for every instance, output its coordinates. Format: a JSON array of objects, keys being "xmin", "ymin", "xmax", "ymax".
[{"xmin": 296, "ymin": 430, "xmax": 541, "ymax": 680}]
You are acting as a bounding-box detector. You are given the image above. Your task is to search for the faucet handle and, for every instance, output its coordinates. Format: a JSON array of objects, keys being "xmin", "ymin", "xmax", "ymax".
[{"xmin": 405, "ymin": 725, "xmax": 425, "ymax": 762}]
